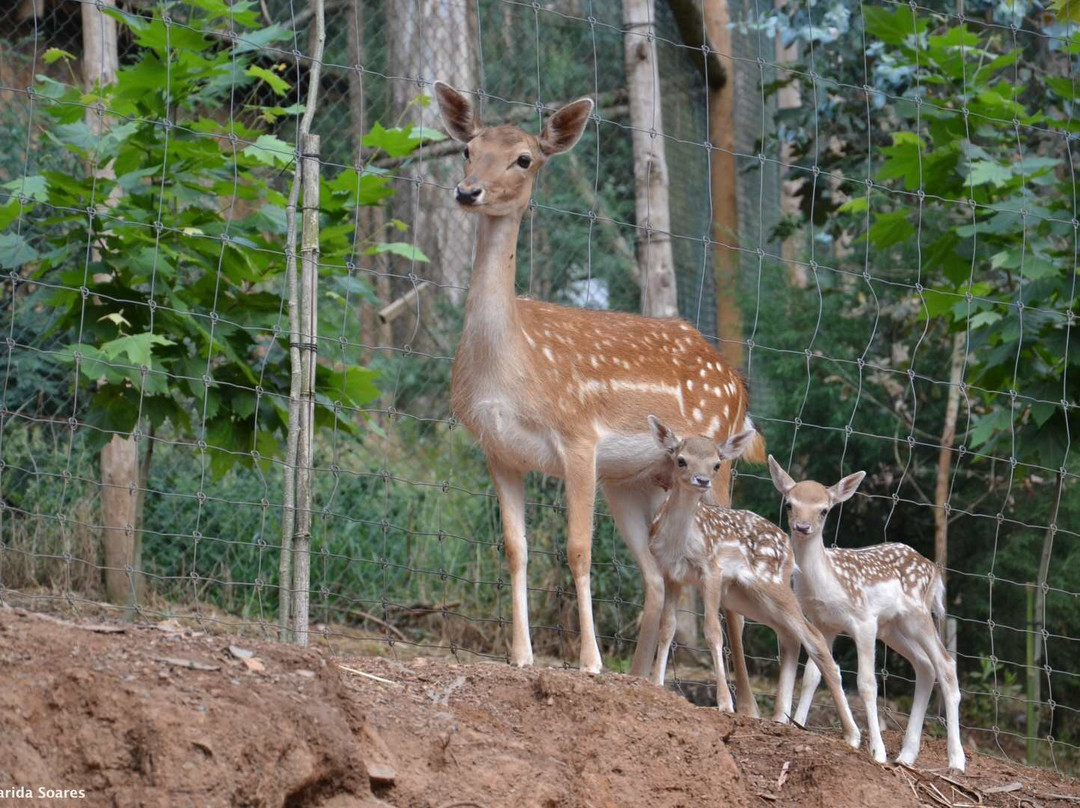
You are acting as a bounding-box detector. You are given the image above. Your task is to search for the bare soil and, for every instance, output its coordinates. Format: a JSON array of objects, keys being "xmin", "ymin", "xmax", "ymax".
[{"xmin": 0, "ymin": 606, "xmax": 1077, "ymax": 808}]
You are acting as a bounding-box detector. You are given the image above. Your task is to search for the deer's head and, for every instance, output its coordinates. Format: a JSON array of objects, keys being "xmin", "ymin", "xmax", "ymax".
[
  {"xmin": 767, "ymin": 455, "xmax": 865, "ymax": 539},
  {"xmin": 434, "ymin": 81, "xmax": 593, "ymax": 217},
  {"xmin": 648, "ymin": 416, "xmax": 757, "ymax": 495}
]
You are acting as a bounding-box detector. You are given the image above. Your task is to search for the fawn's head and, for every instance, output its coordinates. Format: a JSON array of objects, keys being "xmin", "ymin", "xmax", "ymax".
[
  {"xmin": 434, "ymin": 81, "xmax": 593, "ymax": 216},
  {"xmin": 767, "ymin": 455, "xmax": 865, "ymax": 538},
  {"xmin": 648, "ymin": 416, "xmax": 757, "ymax": 494}
]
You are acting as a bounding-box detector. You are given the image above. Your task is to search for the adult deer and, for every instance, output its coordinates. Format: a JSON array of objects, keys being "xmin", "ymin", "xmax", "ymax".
[
  {"xmin": 434, "ymin": 81, "xmax": 764, "ymax": 675},
  {"xmin": 768, "ymin": 457, "xmax": 965, "ymax": 771}
]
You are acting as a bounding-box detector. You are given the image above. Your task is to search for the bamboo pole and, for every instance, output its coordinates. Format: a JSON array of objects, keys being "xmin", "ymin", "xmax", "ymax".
[
  {"xmin": 280, "ymin": 0, "xmax": 326, "ymax": 643},
  {"xmin": 293, "ymin": 132, "xmax": 321, "ymax": 648}
]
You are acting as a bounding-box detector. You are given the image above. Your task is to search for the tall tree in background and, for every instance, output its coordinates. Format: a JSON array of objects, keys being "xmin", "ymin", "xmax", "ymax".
[
  {"xmin": 82, "ymin": 0, "xmax": 139, "ymax": 610},
  {"xmin": 624, "ymin": 0, "xmax": 697, "ymax": 647},
  {"xmin": 623, "ymin": 0, "xmax": 679, "ymax": 321},
  {"xmin": 386, "ymin": 0, "xmax": 479, "ymax": 314}
]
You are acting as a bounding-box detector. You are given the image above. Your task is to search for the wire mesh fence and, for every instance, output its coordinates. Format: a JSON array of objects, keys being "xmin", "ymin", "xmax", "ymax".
[{"xmin": 0, "ymin": 0, "xmax": 1078, "ymax": 776}]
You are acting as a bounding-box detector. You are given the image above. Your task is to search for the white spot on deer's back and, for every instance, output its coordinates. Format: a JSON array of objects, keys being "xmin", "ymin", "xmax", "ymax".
[
  {"xmin": 692, "ymin": 408, "xmax": 703, "ymax": 422},
  {"xmin": 543, "ymin": 347, "xmax": 555, "ymax": 363}
]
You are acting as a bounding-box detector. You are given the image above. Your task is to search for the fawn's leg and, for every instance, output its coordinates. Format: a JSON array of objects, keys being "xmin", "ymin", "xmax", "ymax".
[
  {"xmin": 603, "ymin": 482, "xmax": 666, "ymax": 677},
  {"xmin": 702, "ymin": 574, "xmax": 733, "ymax": 711},
  {"xmin": 651, "ymin": 579, "xmax": 682, "ymax": 686},
  {"xmin": 490, "ymin": 462, "xmax": 532, "ymax": 667},
  {"xmin": 794, "ymin": 632, "xmax": 833, "ymax": 725},
  {"xmin": 565, "ymin": 449, "xmax": 602, "ymax": 674},
  {"xmin": 913, "ymin": 614, "xmax": 965, "ymax": 772},
  {"xmin": 800, "ymin": 621, "xmax": 860, "ymax": 749},
  {"xmin": 853, "ymin": 623, "xmax": 887, "ymax": 763},
  {"xmin": 725, "ymin": 610, "xmax": 760, "ymax": 718},
  {"xmin": 883, "ymin": 627, "xmax": 935, "ymax": 767}
]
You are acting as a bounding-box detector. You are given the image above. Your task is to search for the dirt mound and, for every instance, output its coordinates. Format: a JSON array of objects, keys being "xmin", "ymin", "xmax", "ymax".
[{"xmin": 0, "ymin": 606, "xmax": 1076, "ymax": 808}]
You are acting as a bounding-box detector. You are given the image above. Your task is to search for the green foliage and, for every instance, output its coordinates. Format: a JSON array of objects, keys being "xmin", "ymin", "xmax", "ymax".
[{"xmin": 0, "ymin": 2, "xmax": 454, "ymax": 478}]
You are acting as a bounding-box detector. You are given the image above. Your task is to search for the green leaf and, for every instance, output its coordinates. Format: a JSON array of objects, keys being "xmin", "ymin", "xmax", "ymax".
[
  {"xmin": 409, "ymin": 126, "xmax": 447, "ymax": 143},
  {"xmin": 365, "ymin": 242, "xmax": 430, "ymax": 262},
  {"xmin": 837, "ymin": 196, "xmax": 869, "ymax": 215},
  {"xmin": 0, "ymin": 234, "xmax": 38, "ymax": 268},
  {"xmin": 243, "ymin": 134, "xmax": 293, "ymax": 167},
  {"xmin": 866, "ymin": 211, "xmax": 915, "ymax": 249},
  {"xmin": 968, "ymin": 160, "xmax": 1014, "ymax": 188},
  {"xmin": 1050, "ymin": 0, "xmax": 1080, "ymax": 25},
  {"xmin": 361, "ymin": 123, "xmax": 442, "ymax": 159},
  {"xmin": 1, "ymin": 175, "xmax": 48, "ymax": 203},
  {"xmin": 245, "ymin": 65, "xmax": 290, "ymax": 96},
  {"xmin": 877, "ymin": 132, "xmax": 925, "ymax": 191},
  {"xmin": 863, "ymin": 4, "xmax": 926, "ymax": 46},
  {"xmin": 99, "ymin": 332, "xmax": 176, "ymax": 368},
  {"xmin": 42, "ymin": 48, "xmax": 76, "ymax": 65}
]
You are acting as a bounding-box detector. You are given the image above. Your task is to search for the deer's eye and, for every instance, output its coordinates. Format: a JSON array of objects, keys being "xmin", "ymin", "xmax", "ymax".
[
  {"xmin": 820, "ymin": 509, "xmax": 828, "ymax": 518},
  {"xmin": 516, "ymin": 154, "xmax": 532, "ymax": 169},
  {"xmin": 676, "ymin": 457, "xmax": 687, "ymax": 469},
  {"xmin": 785, "ymin": 502, "xmax": 793, "ymax": 510},
  {"xmin": 713, "ymin": 462, "xmax": 722, "ymax": 472},
  {"xmin": 463, "ymin": 147, "xmax": 470, "ymax": 160}
]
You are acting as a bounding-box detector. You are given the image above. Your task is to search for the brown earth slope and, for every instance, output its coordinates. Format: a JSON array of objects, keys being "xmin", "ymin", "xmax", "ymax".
[{"xmin": 0, "ymin": 606, "xmax": 1076, "ymax": 808}]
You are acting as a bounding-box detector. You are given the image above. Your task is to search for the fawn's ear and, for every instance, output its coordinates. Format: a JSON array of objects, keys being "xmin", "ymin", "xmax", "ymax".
[
  {"xmin": 539, "ymin": 97, "xmax": 593, "ymax": 157},
  {"xmin": 827, "ymin": 470, "xmax": 866, "ymax": 506},
  {"xmin": 434, "ymin": 81, "xmax": 480, "ymax": 143},
  {"xmin": 768, "ymin": 455, "xmax": 796, "ymax": 495},
  {"xmin": 716, "ymin": 429, "xmax": 756, "ymax": 461},
  {"xmin": 648, "ymin": 415, "xmax": 679, "ymax": 454}
]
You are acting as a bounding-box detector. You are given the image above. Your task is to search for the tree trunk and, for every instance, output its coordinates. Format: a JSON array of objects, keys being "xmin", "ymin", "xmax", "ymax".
[
  {"xmin": 83, "ymin": 0, "xmax": 134, "ymax": 613},
  {"xmin": 100, "ymin": 435, "xmax": 138, "ymax": 608},
  {"xmin": 933, "ymin": 331, "xmax": 964, "ymax": 639},
  {"xmin": 1034, "ymin": 470, "xmax": 1064, "ymax": 720},
  {"xmin": 346, "ymin": 0, "xmax": 388, "ymax": 362},
  {"xmin": 773, "ymin": 0, "xmax": 807, "ymax": 286},
  {"xmin": 623, "ymin": 0, "xmax": 679, "ymax": 320},
  {"xmin": 623, "ymin": 0, "xmax": 692, "ymax": 649},
  {"xmin": 703, "ymin": 0, "xmax": 741, "ymax": 372},
  {"xmin": 386, "ymin": 0, "xmax": 478, "ymax": 318}
]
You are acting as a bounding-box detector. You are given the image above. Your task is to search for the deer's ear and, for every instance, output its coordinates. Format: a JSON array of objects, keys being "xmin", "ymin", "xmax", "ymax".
[
  {"xmin": 767, "ymin": 455, "xmax": 796, "ymax": 495},
  {"xmin": 539, "ymin": 98, "xmax": 594, "ymax": 156},
  {"xmin": 827, "ymin": 471, "xmax": 866, "ymax": 505},
  {"xmin": 434, "ymin": 81, "xmax": 479, "ymax": 143},
  {"xmin": 648, "ymin": 415, "xmax": 679, "ymax": 454},
  {"xmin": 716, "ymin": 429, "xmax": 756, "ymax": 461}
]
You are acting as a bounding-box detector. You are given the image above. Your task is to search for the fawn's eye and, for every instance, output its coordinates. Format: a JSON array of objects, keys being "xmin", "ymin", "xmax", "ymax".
[
  {"xmin": 463, "ymin": 147, "xmax": 470, "ymax": 160},
  {"xmin": 676, "ymin": 457, "xmax": 687, "ymax": 469},
  {"xmin": 820, "ymin": 509, "xmax": 828, "ymax": 518},
  {"xmin": 785, "ymin": 502, "xmax": 793, "ymax": 510},
  {"xmin": 516, "ymin": 154, "xmax": 532, "ymax": 169},
  {"xmin": 713, "ymin": 462, "xmax": 722, "ymax": 472}
]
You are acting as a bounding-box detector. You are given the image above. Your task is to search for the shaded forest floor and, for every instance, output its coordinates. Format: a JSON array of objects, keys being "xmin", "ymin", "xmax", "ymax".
[{"xmin": 0, "ymin": 604, "xmax": 1078, "ymax": 808}]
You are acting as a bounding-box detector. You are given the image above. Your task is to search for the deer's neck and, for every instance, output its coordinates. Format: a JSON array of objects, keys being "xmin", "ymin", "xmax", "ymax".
[
  {"xmin": 653, "ymin": 487, "xmax": 705, "ymax": 551},
  {"xmin": 462, "ymin": 212, "xmax": 523, "ymax": 346},
  {"xmin": 790, "ymin": 531, "xmax": 835, "ymax": 587}
]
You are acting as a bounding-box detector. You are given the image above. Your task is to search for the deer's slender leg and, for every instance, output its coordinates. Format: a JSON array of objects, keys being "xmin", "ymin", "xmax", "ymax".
[
  {"xmin": 565, "ymin": 449, "xmax": 602, "ymax": 674},
  {"xmin": 793, "ymin": 632, "xmax": 833, "ymax": 725},
  {"xmin": 725, "ymin": 610, "xmax": 760, "ymax": 717},
  {"xmin": 603, "ymin": 482, "xmax": 665, "ymax": 677},
  {"xmin": 912, "ymin": 615, "xmax": 965, "ymax": 772},
  {"xmin": 651, "ymin": 578, "xmax": 681, "ymax": 686},
  {"xmin": 702, "ymin": 574, "xmax": 733, "ymax": 711},
  {"xmin": 853, "ymin": 623, "xmax": 887, "ymax": 763},
  {"xmin": 799, "ymin": 623, "xmax": 860, "ymax": 749},
  {"xmin": 883, "ymin": 628, "xmax": 935, "ymax": 767},
  {"xmin": 490, "ymin": 462, "xmax": 532, "ymax": 667}
]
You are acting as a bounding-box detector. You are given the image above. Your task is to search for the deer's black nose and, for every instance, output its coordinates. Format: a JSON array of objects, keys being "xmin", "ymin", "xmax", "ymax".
[
  {"xmin": 691, "ymin": 475, "xmax": 712, "ymax": 489},
  {"xmin": 455, "ymin": 184, "xmax": 483, "ymax": 204}
]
